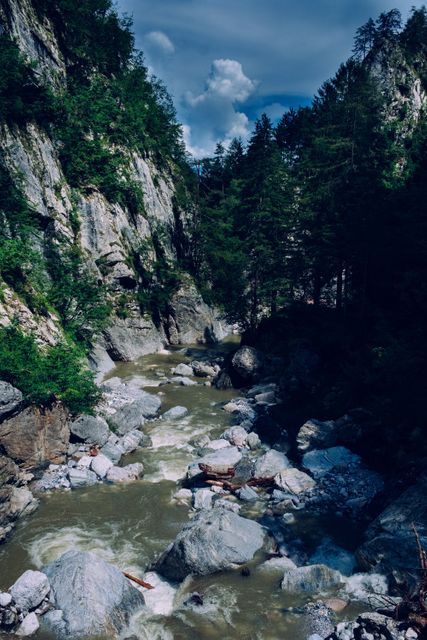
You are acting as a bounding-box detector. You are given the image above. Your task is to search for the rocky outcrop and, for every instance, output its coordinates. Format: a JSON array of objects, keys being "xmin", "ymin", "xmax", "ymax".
[
  {"xmin": 0, "ymin": 382, "xmax": 23, "ymax": 419},
  {"xmin": 44, "ymin": 550, "xmax": 145, "ymax": 639},
  {"xmin": 0, "ymin": 402, "xmax": 70, "ymax": 467},
  {"xmin": 154, "ymin": 506, "xmax": 265, "ymax": 580}
]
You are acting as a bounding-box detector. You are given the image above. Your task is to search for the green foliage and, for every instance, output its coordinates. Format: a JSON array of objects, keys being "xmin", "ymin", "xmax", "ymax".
[
  {"xmin": 0, "ymin": 324, "xmax": 100, "ymax": 414},
  {"xmin": 0, "ymin": 34, "xmax": 56, "ymax": 125},
  {"xmin": 47, "ymin": 245, "xmax": 111, "ymax": 344}
]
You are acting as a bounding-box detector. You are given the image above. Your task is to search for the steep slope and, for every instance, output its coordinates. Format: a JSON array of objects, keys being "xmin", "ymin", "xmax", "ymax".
[{"xmin": 0, "ymin": 0, "xmax": 227, "ymax": 378}]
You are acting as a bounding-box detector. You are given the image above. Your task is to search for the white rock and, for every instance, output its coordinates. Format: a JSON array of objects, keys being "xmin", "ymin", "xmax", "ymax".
[
  {"xmin": 10, "ymin": 570, "xmax": 50, "ymax": 612},
  {"xmin": 274, "ymin": 468, "xmax": 316, "ymax": 495},
  {"xmin": 16, "ymin": 612, "xmax": 39, "ymax": 636},
  {"xmin": 257, "ymin": 556, "xmax": 297, "ymax": 574},
  {"xmin": 174, "ymin": 489, "xmax": 192, "ymax": 501},
  {"xmin": 172, "ymin": 363, "xmax": 193, "ymax": 376},
  {"xmin": 68, "ymin": 468, "xmax": 98, "ymax": 488},
  {"xmin": 75, "ymin": 455, "xmax": 92, "ymax": 469},
  {"xmin": 90, "ymin": 454, "xmax": 114, "ymax": 479},
  {"xmin": 221, "ymin": 426, "xmax": 248, "ymax": 447},
  {"xmin": 0, "ymin": 592, "xmax": 12, "ymax": 606},
  {"xmin": 193, "ymin": 489, "xmax": 214, "ymax": 510},
  {"xmin": 206, "ymin": 439, "xmax": 230, "ymax": 450},
  {"xmin": 106, "ymin": 463, "xmax": 144, "ymax": 483},
  {"xmin": 253, "ymin": 450, "xmax": 291, "ymax": 479}
]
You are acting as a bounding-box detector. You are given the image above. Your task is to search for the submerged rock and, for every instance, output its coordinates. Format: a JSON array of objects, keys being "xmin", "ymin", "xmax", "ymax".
[
  {"xmin": 154, "ymin": 506, "xmax": 265, "ymax": 580},
  {"xmin": 44, "ymin": 550, "xmax": 145, "ymax": 639}
]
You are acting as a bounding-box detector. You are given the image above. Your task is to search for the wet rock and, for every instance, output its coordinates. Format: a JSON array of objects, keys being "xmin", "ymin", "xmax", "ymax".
[
  {"xmin": 257, "ymin": 556, "xmax": 297, "ymax": 574},
  {"xmin": 281, "ymin": 564, "xmax": 344, "ymax": 594},
  {"xmin": 302, "ymin": 447, "xmax": 360, "ymax": 479},
  {"xmin": 99, "ymin": 380, "xmax": 161, "ymax": 434},
  {"xmin": 193, "ymin": 488, "xmax": 214, "ymax": 509},
  {"xmin": 0, "ymin": 381, "xmax": 23, "ymax": 419},
  {"xmin": 357, "ymin": 478, "xmax": 427, "ymax": 578},
  {"xmin": 187, "ymin": 446, "xmax": 242, "ymax": 480},
  {"xmin": 274, "ymin": 468, "xmax": 316, "ymax": 495},
  {"xmin": 303, "ymin": 601, "xmax": 335, "ymax": 640},
  {"xmin": 253, "ymin": 449, "xmax": 291, "ymax": 479},
  {"xmin": 246, "ymin": 432, "xmax": 261, "ymax": 450},
  {"xmin": 231, "ymin": 346, "xmax": 264, "ymax": 382},
  {"xmin": 161, "ymin": 406, "xmax": 189, "ymax": 420},
  {"xmin": 237, "ymin": 485, "xmax": 258, "ymax": 502},
  {"xmin": 0, "ymin": 402, "xmax": 69, "ymax": 467},
  {"xmin": 191, "ymin": 361, "xmax": 218, "ymax": 378},
  {"xmin": 68, "ymin": 468, "xmax": 98, "ymax": 489},
  {"xmin": 105, "ymin": 463, "xmax": 144, "ymax": 483},
  {"xmin": 172, "ymin": 363, "xmax": 193, "ymax": 376},
  {"xmin": 44, "ymin": 550, "xmax": 145, "ymax": 638},
  {"xmin": 91, "ymin": 453, "xmax": 114, "ymax": 479},
  {"xmin": 70, "ymin": 416, "xmax": 110, "ymax": 446},
  {"xmin": 310, "ymin": 539, "xmax": 356, "ymax": 576},
  {"xmin": 118, "ymin": 430, "xmax": 145, "ymax": 454},
  {"xmin": 175, "ymin": 376, "xmax": 197, "ymax": 386},
  {"xmin": 0, "ymin": 592, "xmax": 12, "ymax": 607},
  {"xmin": 154, "ymin": 506, "xmax": 265, "ymax": 580},
  {"xmin": 296, "ymin": 419, "xmax": 337, "ymax": 454},
  {"xmin": 16, "ymin": 612, "xmax": 39, "ymax": 637},
  {"xmin": 10, "ymin": 570, "xmax": 50, "ymax": 612},
  {"xmin": 221, "ymin": 426, "xmax": 248, "ymax": 448}
]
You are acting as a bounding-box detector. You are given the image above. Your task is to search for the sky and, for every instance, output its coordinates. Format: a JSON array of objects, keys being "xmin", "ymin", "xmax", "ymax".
[{"xmin": 116, "ymin": 0, "xmax": 421, "ymax": 157}]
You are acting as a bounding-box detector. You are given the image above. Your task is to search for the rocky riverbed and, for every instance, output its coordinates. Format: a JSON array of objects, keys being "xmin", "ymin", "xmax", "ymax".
[{"xmin": 0, "ymin": 341, "xmax": 424, "ymax": 639}]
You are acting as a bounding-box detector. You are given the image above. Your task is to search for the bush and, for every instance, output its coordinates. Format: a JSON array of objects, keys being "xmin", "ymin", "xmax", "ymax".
[{"xmin": 0, "ymin": 324, "xmax": 100, "ymax": 414}]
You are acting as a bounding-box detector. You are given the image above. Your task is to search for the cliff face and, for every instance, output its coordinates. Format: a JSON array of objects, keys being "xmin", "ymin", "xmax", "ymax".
[{"xmin": 0, "ymin": 0, "xmax": 227, "ymax": 371}]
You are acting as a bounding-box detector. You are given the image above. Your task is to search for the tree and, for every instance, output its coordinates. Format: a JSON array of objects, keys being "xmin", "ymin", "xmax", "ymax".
[{"xmin": 352, "ymin": 18, "xmax": 377, "ymax": 60}]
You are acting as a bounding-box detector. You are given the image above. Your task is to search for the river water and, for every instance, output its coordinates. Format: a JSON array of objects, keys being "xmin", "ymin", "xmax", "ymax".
[{"xmin": 0, "ymin": 340, "xmax": 362, "ymax": 640}]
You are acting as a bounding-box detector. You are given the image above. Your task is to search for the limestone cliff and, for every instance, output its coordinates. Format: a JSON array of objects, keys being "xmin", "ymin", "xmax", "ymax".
[{"xmin": 0, "ymin": 0, "xmax": 227, "ymax": 372}]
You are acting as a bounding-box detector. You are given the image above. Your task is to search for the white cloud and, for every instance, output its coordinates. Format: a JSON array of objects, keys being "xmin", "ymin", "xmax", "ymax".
[
  {"xmin": 183, "ymin": 59, "xmax": 255, "ymax": 157},
  {"xmin": 143, "ymin": 30, "xmax": 175, "ymax": 55}
]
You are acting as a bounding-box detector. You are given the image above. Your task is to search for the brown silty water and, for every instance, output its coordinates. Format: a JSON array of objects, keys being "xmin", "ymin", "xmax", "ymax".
[{"xmin": 0, "ymin": 340, "xmax": 363, "ymax": 640}]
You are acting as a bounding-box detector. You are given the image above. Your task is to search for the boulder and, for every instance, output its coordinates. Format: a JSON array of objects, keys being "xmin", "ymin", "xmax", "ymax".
[
  {"xmin": 296, "ymin": 419, "xmax": 337, "ymax": 454},
  {"xmin": 237, "ymin": 485, "xmax": 258, "ymax": 502},
  {"xmin": 172, "ymin": 363, "xmax": 193, "ymax": 376},
  {"xmin": 8, "ymin": 487, "xmax": 38, "ymax": 519},
  {"xmin": 99, "ymin": 380, "xmax": 161, "ymax": 434},
  {"xmin": 246, "ymin": 432, "xmax": 261, "ymax": 450},
  {"xmin": 257, "ymin": 556, "xmax": 297, "ymax": 574},
  {"xmin": 191, "ymin": 361, "xmax": 218, "ymax": 378},
  {"xmin": 221, "ymin": 426, "xmax": 248, "ymax": 448},
  {"xmin": 91, "ymin": 454, "xmax": 114, "ymax": 479},
  {"xmin": 302, "ymin": 446, "xmax": 361, "ymax": 479},
  {"xmin": 118, "ymin": 430, "xmax": 145, "ymax": 454},
  {"xmin": 70, "ymin": 415, "xmax": 110, "ymax": 446},
  {"xmin": 253, "ymin": 450, "xmax": 291, "ymax": 479},
  {"xmin": 100, "ymin": 437, "xmax": 125, "ymax": 465},
  {"xmin": 193, "ymin": 488, "xmax": 214, "ymax": 509},
  {"xmin": 105, "ymin": 463, "xmax": 144, "ymax": 483},
  {"xmin": 44, "ymin": 550, "xmax": 145, "ymax": 638},
  {"xmin": 16, "ymin": 612, "xmax": 40, "ymax": 637},
  {"xmin": 187, "ymin": 447, "xmax": 242, "ymax": 480},
  {"xmin": 154, "ymin": 506, "xmax": 265, "ymax": 580},
  {"xmin": 10, "ymin": 570, "xmax": 50, "ymax": 612},
  {"xmin": 0, "ymin": 592, "xmax": 12, "ymax": 607},
  {"xmin": 161, "ymin": 406, "xmax": 189, "ymax": 421},
  {"xmin": 231, "ymin": 346, "xmax": 264, "ymax": 382},
  {"xmin": 274, "ymin": 468, "xmax": 316, "ymax": 495},
  {"xmin": 68, "ymin": 468, "xmax": 98, "ymax": 489},
  {"xmin": 205, "ymin": 439, "xmax": 230, "ymax": 451},
  {"xmin": 0, "ymin": 403, "xmax": 69, "ymax": 467},
  {"xmin": 281, "ymin": 564, "xmax": 344, "ymax": 594},
  {"xmin": 0, "ymin": 381, "xmax": 23, "ymax": 419}
]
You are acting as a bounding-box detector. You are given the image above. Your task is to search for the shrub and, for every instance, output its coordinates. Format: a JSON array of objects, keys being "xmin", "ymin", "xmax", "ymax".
[{"xmin": 0, "ymin": 324, "xmax": 100, "ymax": 414}]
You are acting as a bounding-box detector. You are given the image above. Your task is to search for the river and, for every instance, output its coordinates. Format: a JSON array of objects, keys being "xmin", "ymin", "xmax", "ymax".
[{"xmin": 0, "ymin": 340, "xmax": 363, "ymax": 640}]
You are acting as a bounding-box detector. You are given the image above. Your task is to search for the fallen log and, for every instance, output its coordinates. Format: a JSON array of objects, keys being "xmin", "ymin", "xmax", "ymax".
[
  {"xmin": 123, "ymin": 572, "xmax": 154, "ymax": 590},
  {"xmin": 205, "ymin": 476, "xmax": 275, "ymax": 492}
]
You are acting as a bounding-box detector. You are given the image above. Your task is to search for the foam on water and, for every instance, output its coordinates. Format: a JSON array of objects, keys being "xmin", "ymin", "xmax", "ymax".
[{"xmin": 140, "ymin": 572, "xmax": 177, "ymax": 616}]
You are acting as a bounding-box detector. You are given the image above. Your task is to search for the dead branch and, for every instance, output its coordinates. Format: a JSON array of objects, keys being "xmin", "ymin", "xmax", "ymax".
[{"xmin": 123, "ymin": 572, "xmax": 154, "ymax": 590}]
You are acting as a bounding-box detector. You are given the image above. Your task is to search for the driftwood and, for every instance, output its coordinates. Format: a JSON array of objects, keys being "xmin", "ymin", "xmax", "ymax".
[
  {"xmin": 123, "ymin": 572, "xmax": 154, "ymax": 590},
  {"xmin": 205, "ymin": 476, "xmax": 275, "ymax": 493}
]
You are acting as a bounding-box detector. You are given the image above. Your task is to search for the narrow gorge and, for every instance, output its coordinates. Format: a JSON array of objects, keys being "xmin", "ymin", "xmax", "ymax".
[{"xmin": 0, "ymin": 1, "xmax": 427, "ymax": 639}]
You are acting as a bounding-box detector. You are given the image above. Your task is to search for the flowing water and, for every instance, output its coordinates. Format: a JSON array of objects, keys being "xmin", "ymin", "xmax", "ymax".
[{"xmin": 0, "ymin": 340, "xmax": 363, "ymax": 640}]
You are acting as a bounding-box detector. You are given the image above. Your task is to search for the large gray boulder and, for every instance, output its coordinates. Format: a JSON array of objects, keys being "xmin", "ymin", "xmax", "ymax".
[
  {"xmin": 154, "ymin": 506, "xmax": 265, "ymax": 581},
  {"xmin": 274, "ymin": 468, "xmax": 316, "ymax": 495},
  {"xmin": 70, "ymin": 415, "xmax": 111, "ymax": 446},
  {"xmin": 231, "ymin": 346, "xmax": 264, "ymax": 382},
  {"xmin": 296, "ymin": 419, "xmax": 337, "ymax": 454},
  {"xmin": 44, "ymin": 550, "xmax": 145, "ymax": 639},
  {"xmin": 0, "ymin": 382, "xmax": 23, "ymax": 419},
  {"xmin": 302, "ymin": 446, "xmax": 361, "ymax": 479},
  {"xmin": 98, "ymin": 380, "xmax": 161, "ymax": 435},
  {"xmin": 253, "ymin": 450, "xmax": 291, "ymax": 479},
  {"xmin": 9, "ymin": 570, "xmax": 50, "ymax": 612}
]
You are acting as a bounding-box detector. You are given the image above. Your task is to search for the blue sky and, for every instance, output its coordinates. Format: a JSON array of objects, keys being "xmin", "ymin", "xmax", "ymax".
[{"xmin": 116, "ymin": 0, "xmax": 421, "ymax": 157}]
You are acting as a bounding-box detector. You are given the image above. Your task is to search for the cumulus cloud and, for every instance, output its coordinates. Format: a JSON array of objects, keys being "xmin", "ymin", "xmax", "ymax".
[
  {"xmin": 183, "ymin": 59, "xmax": 256, "ymax": 157},
  {"xmin": 143, "ymin": 30, "xmax": 175, "ymax": 55}
]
